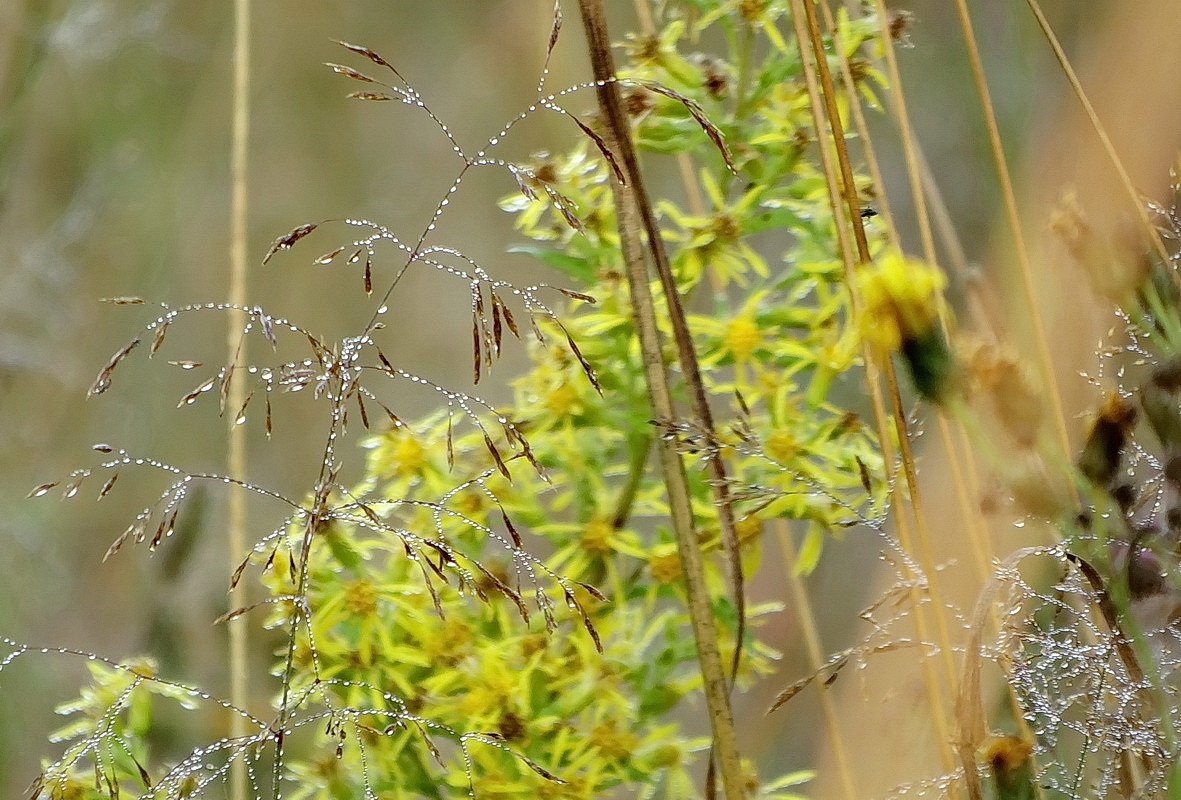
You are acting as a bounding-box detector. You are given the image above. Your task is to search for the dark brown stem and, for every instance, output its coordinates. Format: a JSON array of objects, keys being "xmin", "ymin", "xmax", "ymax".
[
  {"xmin": 575, "ymin": 2, "xmax": 746, "ymax": 797},
  {"xmin": 577, "ymin": 0, "xmax": 747, "ymax": 681}
]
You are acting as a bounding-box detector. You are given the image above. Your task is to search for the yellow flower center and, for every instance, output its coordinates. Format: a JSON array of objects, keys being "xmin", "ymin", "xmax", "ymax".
[
  {"xmin": 725, "ymin": 315, "xmax": 762, "ymax": 361},
  {"xmin": 390, "ymin": 433, "xmax": 426, "ymax": 475},
  {"xmin": 765, "ymin": 429, "xmax": 798, "ymax": 464},
  {"xmin": 545, "ymin": 382, "xmax": 579, "ymax": 416},
  {"xmin": 649, "ymin": 547, "xmax": 681, "ymax": 584},
  {"xmin": 343, "ymin": 579, "xmax": 378, "ymax": 617},
  {"xmin": 581, "ymin": 519, "xmax": 614, "ymax": 553}
]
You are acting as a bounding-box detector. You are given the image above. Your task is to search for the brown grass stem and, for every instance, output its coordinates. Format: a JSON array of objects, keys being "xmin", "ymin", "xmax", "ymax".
[
  {"xmin": 950, "ymin": 0, "xmax": 1073, "ymax": 463},
  {"xmin": 576, "ymin": 2, "xmax": 745, "ymax": 796},
  {"xmin": 864, "ymin": 0, "xmax": 935, "ymax": 263},
  {"xmin": 819, "ymin": 1, "xmax": 999, "ymax": 583},
  {"xmin": 581, "ymin": 0, "xmax": 746, "ymax": 688},
  {"xmin": 1023, "ymin": 0, "xmax": 1172, "ymax": 271},
  {"xmin": 829, "ymin": 11, "xmax": 1051, "ymax": 779},
  {"xmin": 799, "ymin": 2, "xmax": 980, "ymax": 728},
  {"xmin": 226, "ymin": 1, "xmax": 251, "ymax": 798},
  {"xmin": 787, "ymin": 0, "xmax": 957, "ymax": 772},
  {"xmin": 816, "ymin": 1, "xmax": 898, "ymax": 238}
]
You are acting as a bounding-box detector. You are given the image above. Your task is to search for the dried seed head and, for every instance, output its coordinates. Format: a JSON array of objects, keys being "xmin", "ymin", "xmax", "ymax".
[
  {"xmin": 629, "ymin": 33, "xmax": 663, "ymax": 65},
  {"xmin": 887, "ymin": 10, "xmax": 915, "ymax": 46},
  {"xmin": 623, "ymin": 86, "xmax": 656, "ymax": 117},
  {"xmin": 1141, "ymin": 357, "xmax": 1181, "ymax": 450},
  {"xmin": 963, "ymin": 340, "xmax": 1044, "ymax": 448},
  {"xmin": 1049, "ymin": 190, "xmax": 1150, "ymax": 303},
  {"xmin": 979, "ymin": 734, "xmax": 1033, "ymax": 781},
  {"xmin": 846, "ymin": 57, "xmax": 872, "ymax": 85},
  {"xmin": 1078, "ymin": 393, "xmax": 1137, "ymax": 488},
  {"xmin": 689, "ymin": 53, "xmax": 731, "ymax": 99},
  {"xmin": 738, "ymin": 0, "xmax": 767, "ymax": 21}
]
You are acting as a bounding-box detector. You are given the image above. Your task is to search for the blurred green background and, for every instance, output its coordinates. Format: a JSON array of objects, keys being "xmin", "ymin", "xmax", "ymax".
[{"xmin": 2, "ymin": 0, "xmax": 1171, "ymax": 795}]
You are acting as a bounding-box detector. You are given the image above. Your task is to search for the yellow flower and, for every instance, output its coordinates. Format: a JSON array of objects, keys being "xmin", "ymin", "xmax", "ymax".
[
  {"xmin": 764, "ymin": 429, "xmax": 798, "ymax": 464},
  {"xmin": 379, "ymin": 430, "xmax": 426, "ymax": 477},
  {"xmin": 423, "ymin": 617, "xmax": 474, "ymax": 664},
  {"xmin": 590, "ymin": 719, "xmax": 638, "ymax": 761},
  {"xmin": 724, "ymin": 314, "xmax": 763, "ymax": 361},
  {"xmin": 855, "ymin": 249, "xmax": 946, "ymax": 354},
  {"xmin": 457, "ymin": 661, "xmax": 515, "ymax": 718},
  {"xmin": 735, "ymin": 514, "xmax": 762, "ymax": 544},
  {"xmin": 343, "ymin": 578, "xmax": 378, "ymax": 617},
  {"xmin": 581, "ymin": 518, "xmax": 614, "ymax": 554},
  {"xmin": 648, "ymin": 545, "xmax": 681, "ymax": 584},
  {"xmin": 545, "ymin": 382, "xmax": 580, "ymax": 416}
]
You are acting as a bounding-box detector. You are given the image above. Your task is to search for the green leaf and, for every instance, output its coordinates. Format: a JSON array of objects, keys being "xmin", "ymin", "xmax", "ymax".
[
  {"xmin": 508, "ymin": 244, "xmax": 596, "ymax": 284},
  {"xmin": 324, "ymin": 524, "xmax": 364, "ymax": 573},
  {"xmin": 793, "ymin": 526, "xmax": 824, "ymax": 576}
]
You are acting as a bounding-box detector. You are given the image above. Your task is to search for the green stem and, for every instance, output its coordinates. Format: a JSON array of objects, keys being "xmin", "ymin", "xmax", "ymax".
[
  {"xmin": 611, "ymin": 433, "xmax": 652, "ymax": 529},
  {"xmin": 733, "ymin": 17, "xmax": 756, "ymax": 122}
]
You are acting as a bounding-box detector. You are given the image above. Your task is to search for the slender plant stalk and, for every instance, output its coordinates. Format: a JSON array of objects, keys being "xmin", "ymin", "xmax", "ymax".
[
  {"xmin": 226, "ymin": 1, "xmax": 250, "ymax": 798},
  {"xmin": 817, "ymin": 27, "xmax": 1042, "ymax": 779},
  {"xmin": 864, "ymin": 0, "xmax": 936, "ymax": 263},
  {"xmin": 816, "ymin": 2, "xmax": 898, "ymax": 237},
  {"xmin": 823, "ymin": 2, "xmax": 1002, "ymax": 576},
  {"xmin": 796, "ymin": 0, "xmax": 964, "ymax": 697},
  {"xmin": 578, "ymin": 0, "xmax": 747, "ymax": 682},
  {"xmin": 841, "ymin": 13, "xmax": 1042, "ymax": 778},
  {"xmin": 817, "ymin": 0, "xmax": 982, "ymax": 685},
  {"xmin": 775, "ymin": 520, "xmax": 858, "ymax": 800},
  {"xmin": 575, "ymin": 2, "xmax": 746, "ymax": 796},
  {"xmin": 1023, "ymin": 0, "xmax": 1172, "ymax": 268},
  {"xmin": 610, "ymin": 434, "xmax": 652, "ymax": 529},
  {"xmin": 631, "ymin": 0, "xmax": 655, "ymax": 34},
  {"xmin": 950, "ymin": 0, "xmax": 1073, "ymax": 462},
  {"xmin": 787, "ymin": 0, "xmax": 958, "ymax": 771},
  {"xmin": 817, "ymin": 0, "xmax": 1002, "ymax": 582},
  {"xmin": 850, "ymin": 32, "xmax": 1060, "ymax": 773}
]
